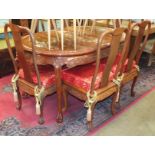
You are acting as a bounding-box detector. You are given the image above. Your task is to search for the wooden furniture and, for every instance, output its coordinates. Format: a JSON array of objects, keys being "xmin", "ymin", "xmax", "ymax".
[
  {"xmin": 94, "ymin": 19, "xmax": 131, "ymax": 28},
  {"xmin": 104, "ymin": 19, "xmax": 155, "ymax": 36},
  {"xmin": 62, "ymin": 27, "xmax": 130, "ymax": 128},
  {"xmin": 0, "ymin": 19, "xmax": 32, "ymax": 78},
  {"xmin": 117, "ymin": 19, "xmax": 155, "ymax": 67},
  {"xmin": 11, "ymin": 19, "xmax": 31, "ymax": 28},
  {"xmin": 131, "ymin": 23, "xmax": 155, "ymax": 36},
  {"xmin": 4, "ymin": 23, "xmax": 56, "ymax": 124},
  {"xmin": 116, "ymin": 21, "xmax": 151, "ymax": 108},
  {"xmin": 21, "ymin": 26, "xmax": 116, "ymax": 123},
  {"xmin": 94, "ymin": 19, "xmax": 111, "ymax": 27}
]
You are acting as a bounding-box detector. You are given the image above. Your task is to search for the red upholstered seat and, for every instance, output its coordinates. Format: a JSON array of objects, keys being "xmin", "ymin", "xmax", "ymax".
[
  {"xmin": 62, "ymin": 53, "xmax": 137, "ymax": 91},
  {"xmin": 19, "ymin": 65, "xmax": 55, "ymax": 87},
  {"xmin": 123, "ymin": 59, "xmax": 137, "ymax": 72},
  {"xmin": 112, "ymin": 53, "xmax": 137, "ymax": 72},
  {"xmin": 62, "ymin": 61, "xmax": 115, "ymax": 91}
]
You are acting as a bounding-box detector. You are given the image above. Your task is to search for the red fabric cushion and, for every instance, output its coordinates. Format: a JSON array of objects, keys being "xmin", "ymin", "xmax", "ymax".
[
  {"xmin": 62, "ymin": 53, "xmax": 137, "ymax": 91},
  {"xmin": 123, "ymin": 59, "xmax": 136, "ymax": 71},
  {"xmin": 19, "ymin": 65, "xmax": 55, "ymax": 87},
  {"xmin": 110, "ymin": 53, "xmax": 137, "ymax": 73},
  {"xmin": 62, "ymin": 62, "xmax": 115, "ymax": 91}
]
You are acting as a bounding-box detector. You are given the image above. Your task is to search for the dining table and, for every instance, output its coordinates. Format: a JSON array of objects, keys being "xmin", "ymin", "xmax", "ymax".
[{"xmin": 22, "ymin": 26, "xmax": 121, "ymax": 123}]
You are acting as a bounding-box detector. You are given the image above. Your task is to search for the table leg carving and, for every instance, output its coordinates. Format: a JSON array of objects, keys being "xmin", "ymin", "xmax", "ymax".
[{"xmin": 54, "ymin": 66, "xmax": 63, "ymax": 123}]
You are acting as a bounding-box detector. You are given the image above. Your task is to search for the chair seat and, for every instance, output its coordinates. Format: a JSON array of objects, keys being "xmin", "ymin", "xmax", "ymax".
[
  {"xmin": 62, "ymin": 54, "xmax": 137, "ymax": 91},
  {"xmin": 62, "ymin": 59, "xmax": 115, "ymax": 91},
  {"xmin": 114, "ymin": 54, "xmax": 137, "ymax": 72},
  {"xmin": 19, "ymin": 65, "xmax": 55, "ymax": 87}
]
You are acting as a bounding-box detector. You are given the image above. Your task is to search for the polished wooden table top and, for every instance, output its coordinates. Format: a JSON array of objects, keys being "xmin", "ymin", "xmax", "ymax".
[
  {"xmin": 23, "ymin": 23, "xmax": 155, "ymax": 57},
  {"xmin": 22, "ymin": 26, "xmax": 116, "ymax": 69},
  {"xmin": 22, "ymin": 26, "xmax": 113, "ymax": 57}
]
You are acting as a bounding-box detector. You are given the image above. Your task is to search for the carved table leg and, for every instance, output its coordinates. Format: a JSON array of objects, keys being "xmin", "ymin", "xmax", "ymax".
[{"xmin": 55, "ymin": 66, "xmax": 63, "ymax": 123}]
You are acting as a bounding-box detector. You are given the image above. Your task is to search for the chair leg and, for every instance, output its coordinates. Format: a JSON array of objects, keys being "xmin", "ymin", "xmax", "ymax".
[
  {"xmin": 147, "ymin": 54, "xmax": 153, "ymax": 67},
  {"xmin": 87, "ymin": 104, "xmax": 95, "ymax": 130},
  {"xmin": 62, "ymin": 85, "xmax": 68, "ymax": 112},
  {"xmin": 87, "ymin": 112, "xmax": 93, "ymax": 130},
  {"xmin": 87, "ymin": 121, "xmax": 93, "ymax": 130},
  {"xmin": 115, "ymin": 86, "xmax": 122, "ymax": 109},
  {"xmin": 35, "ymin": 94, "xmax": 45, "ymax": 124},
  {"xmin": 16, "ymin": 87, "xmax": 22, "ymax": 110},
  {"xmin": 111, "ymin": 92, "xmax": 118, "ymax": 115},
  {"xmin": 131, "ymin": 76, "xmax": 138, "ymax": 97},
  {"xmin": 38, "ymin": 102, "xmax": 45, "ymax": 125}
]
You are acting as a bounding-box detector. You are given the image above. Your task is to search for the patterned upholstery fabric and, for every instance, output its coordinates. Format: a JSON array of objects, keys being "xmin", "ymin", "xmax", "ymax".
[
  {"xmin": 109, "ymin": 53, "xmax": 137, "ymax": 72},
  {"xmin": 62, "ymin": 58, "xmax": 119, "ymax": 91},
  {"xmin": 19, "ymin": 65, "xmax": 55, "ymax": 87},
  {"xmin": 123, "ymin": 58, "xmax": 136, "ymax": 72},
  {"xmin": 62, "ymin": 54, "xmax": 136, "ymax": 91},
  {"xmin": 62, "ymin": 63, "xmax": 112, "ymax": 91}
]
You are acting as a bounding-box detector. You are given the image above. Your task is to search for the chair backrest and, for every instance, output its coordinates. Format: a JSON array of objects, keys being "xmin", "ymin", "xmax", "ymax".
[
  {"xmin": 113, "ymin": 19, "xmax": 122, "ymax": 28},
  {"xmin": 4, "ymin": 23, "xmax": 42, "ymax": 87},
  {"xmin": 90, "ymin": 27, "xmax": 130, "ymax": 93},
  {"xmin": 125, "ymin": 20, "xmax": 151, "ymax": 72},
  {"xmin": 113, "ymin": 19, "xmax": 132, "ymax": 29}
]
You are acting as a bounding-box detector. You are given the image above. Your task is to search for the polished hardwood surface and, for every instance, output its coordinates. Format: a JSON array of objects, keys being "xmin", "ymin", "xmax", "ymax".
[
  {"xmin": 22, "ymin": 26, "xmax": 113, "ymax": 55},
  {"xmin": 22, "ymin": 26, "xmax": 117, "ymax": 68}
]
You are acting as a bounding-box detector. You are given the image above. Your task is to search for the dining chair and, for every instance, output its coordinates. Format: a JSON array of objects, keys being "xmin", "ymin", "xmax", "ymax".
[
  {"xmin": 115, "ymin": 20, "xmax": 151, "ymax": 109},
  {"xmin": 4, "ymin": 23, "xmax": 56, "ymax": 124},
  {"xmin": 62, "ymin": 27, "xmax": 130, "ymax": 128}
]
